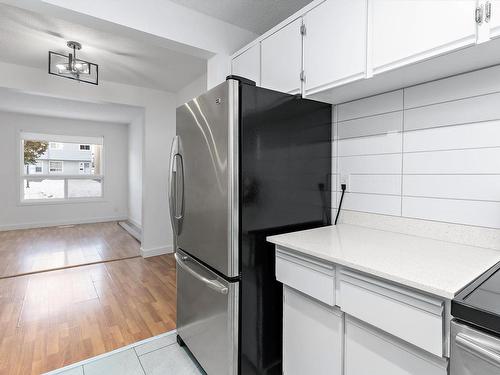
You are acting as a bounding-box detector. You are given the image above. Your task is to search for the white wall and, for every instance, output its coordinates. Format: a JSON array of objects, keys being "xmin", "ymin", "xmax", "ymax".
[
  {"xmin": 207, "ymin": 54, "xmax": 231, "ymax": 89},
  {"xmin": 333, "ymin": 64, "xmax": 500, "ymax": 247},
  {"xmin": 0, "ymin": 61, "xmax": 176, "ymax": 255},
  {"xmin": 176, "ymin": 74, "xmax": 207, "ymax": 106},
  {"xmin": 0, "ymin": 111, "xmax": 128, "ymax": 229},
  {"xmin": 128, "ymin": 114, "xmax": 144, "ymax": 228}
]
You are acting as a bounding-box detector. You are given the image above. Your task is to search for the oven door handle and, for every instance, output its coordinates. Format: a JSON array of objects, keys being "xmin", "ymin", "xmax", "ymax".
[
  {"xmin": 456, "ymin": 332, "xmax": 500, "ymax": 367},
  {"xmin": 175, "ymin": 253, "xmax": 229, "ymax": 295}
]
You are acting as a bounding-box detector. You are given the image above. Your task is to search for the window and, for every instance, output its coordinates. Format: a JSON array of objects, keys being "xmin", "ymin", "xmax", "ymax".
[
  {"xmin": 23, "ymin": 179, "xmax": 65, "ymax": 200},
  {"xmin": 49, "ymin": 142, "xmax": 63, "ymax": 150},
  {"xmin": 49, "ymin": 161, "xmax": 63, "ymax": 173},
  {"xmin": 79, "ymin": 162, "xmax": 91, "ymax": 174},
  {"xmin": 21, "ymin": 132, "xmax": 104, "ymax": 202},
  {"xmin": 29, "ymin": 161, "xmax": 43, "ymax": 174}
]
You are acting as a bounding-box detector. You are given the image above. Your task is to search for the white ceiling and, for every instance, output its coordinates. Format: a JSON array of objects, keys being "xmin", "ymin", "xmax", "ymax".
[
  {"xmin": 0, "ymin": 4, "xmax": 207, "ymax": 92},
  {"xmin": 168, "ymin": 0, "xmax": 314, "ymax": 34},
  {"xmin": 0, "ymin": 88, "xmax": 144, "ymax": 124}
]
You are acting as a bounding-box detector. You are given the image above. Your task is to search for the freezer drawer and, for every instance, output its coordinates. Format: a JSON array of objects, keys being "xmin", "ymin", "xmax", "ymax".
[
  {"xmin": 451, "ymin": 320, "xmax": 500, "ymax": 375},
  {"xmin": 176, "ymin": 249, "xmax": 239, "ymax": 375}
]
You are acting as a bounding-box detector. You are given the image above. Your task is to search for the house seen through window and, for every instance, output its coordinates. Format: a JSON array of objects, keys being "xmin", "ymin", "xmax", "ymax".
[
  {"xmin": 21, "ymin": 132, "xmax": 104, "ymax": 201},
  {"xmin": 49, "ymin": 161, "xmax": 63, "ymax": 173},
  {"xmin": 49, "ymin": 142, "xmax": 63, "ymax": 150}
]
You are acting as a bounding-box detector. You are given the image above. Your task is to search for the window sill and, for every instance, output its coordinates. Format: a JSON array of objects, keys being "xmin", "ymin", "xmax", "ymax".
[{"xmin": 18, "ymin": 197, "xmax": 106, "ymax": 206}]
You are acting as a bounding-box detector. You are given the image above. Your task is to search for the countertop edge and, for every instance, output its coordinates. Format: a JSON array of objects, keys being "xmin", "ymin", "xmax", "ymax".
[{"xmin": 269, "ymin": 236, "xmax": 464, "ymax": 300}]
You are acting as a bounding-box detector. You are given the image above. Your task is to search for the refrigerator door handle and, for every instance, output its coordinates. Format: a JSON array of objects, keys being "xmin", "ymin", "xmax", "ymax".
[
  {"xmin": 175, "ymin": 253, "xmax": 229, "ymax": 295},
  {"xmin": 168, "ymin": 136, "xmax": 180, "ymax": 234},
  {"xmin": 176, "ymin": 153, "xmax": 185, "ymax": 221}
]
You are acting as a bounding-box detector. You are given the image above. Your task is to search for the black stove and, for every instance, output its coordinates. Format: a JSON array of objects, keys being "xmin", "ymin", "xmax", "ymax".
[{"xmin": 452, "ymin": 261, "xmax": 500, "ymax": 335}]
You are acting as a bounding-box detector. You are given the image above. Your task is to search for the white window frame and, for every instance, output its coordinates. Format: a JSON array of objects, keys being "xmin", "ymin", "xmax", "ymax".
[{"xmin": 19, "ymin": 132, "xmax": 105, "ymax": 205}]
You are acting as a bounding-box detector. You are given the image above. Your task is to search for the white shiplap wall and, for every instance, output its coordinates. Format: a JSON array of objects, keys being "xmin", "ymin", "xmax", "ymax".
[{"xmin": 333, "ymin": 64, "xmax": 500, "ymax": 230}]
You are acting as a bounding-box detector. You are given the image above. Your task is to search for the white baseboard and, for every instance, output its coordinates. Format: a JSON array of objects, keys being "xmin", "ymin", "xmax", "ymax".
[
  {"xmin": 140, "ymin": 244, "xmax": 174, "ymax": 258},
  {"xmin": 0, "ymin": 216, "xmax": 128, "ymax": 232},
  {"xmin": 118, "ymin": 220, "xmax": 142, "ymax": 242},
  {"xmin": 127, "ymin": 217, "xmax": 142, "ymax": 228}
]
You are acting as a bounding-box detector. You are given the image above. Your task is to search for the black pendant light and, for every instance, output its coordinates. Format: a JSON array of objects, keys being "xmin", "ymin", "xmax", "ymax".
[{"xmin": 48, "ymin": 41, "xmax": 98, "ymax": 85}]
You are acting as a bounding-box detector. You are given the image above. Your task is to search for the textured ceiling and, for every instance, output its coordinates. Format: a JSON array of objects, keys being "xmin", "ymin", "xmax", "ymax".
[
  {"xmin": 168, "ymin": 0, "xmax": 314, "ymax": 34},
  {"xmin": 0, "ymin": 4, "xmax": 207, "ymax": 92}
]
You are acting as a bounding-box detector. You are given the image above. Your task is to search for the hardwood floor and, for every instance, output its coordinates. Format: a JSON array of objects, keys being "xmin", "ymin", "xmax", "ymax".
[
  {"xmin": 0, "ymin": 222, "xmax": 141, "ymax": 278},
  {"xmin": 0, "ymin": 255, "xmax": 177, "ymax": 375}
]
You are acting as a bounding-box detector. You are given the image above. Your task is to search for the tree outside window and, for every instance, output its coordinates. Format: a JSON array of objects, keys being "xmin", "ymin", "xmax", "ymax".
[{"xmin": 24, "ymin": 140, "xmax": 48, "ymax": 187}]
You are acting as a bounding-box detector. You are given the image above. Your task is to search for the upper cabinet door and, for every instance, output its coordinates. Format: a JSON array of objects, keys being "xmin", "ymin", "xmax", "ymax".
[
  {"xmin": 370, "ymin": 0, "xmax": 478, "ymax": 75},
  {"xmin": 487, "ymin": 0, "xmax": 500, "ymax": 38},
  {"xmin": 304, "ymin": 0, "xmax": 368, "ymax": 95},
  {"xmin": 261, "ymin": 18, "xmax": 303, "ymax": 94},
  {"xmin": 231, "ymin": 44, "xmax": 261, "ymax": 85}
]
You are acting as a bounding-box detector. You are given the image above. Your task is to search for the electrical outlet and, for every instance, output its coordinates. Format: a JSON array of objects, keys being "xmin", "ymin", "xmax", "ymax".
[{"xmin": 340, "ymin": 174, "xmax": 349, "ymax": 190}]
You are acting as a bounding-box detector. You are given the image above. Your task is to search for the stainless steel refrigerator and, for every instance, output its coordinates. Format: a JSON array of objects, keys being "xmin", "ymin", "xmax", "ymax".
[{"xmin": 170, "ymin": 76, "xmax": 331, "ymax": 375}]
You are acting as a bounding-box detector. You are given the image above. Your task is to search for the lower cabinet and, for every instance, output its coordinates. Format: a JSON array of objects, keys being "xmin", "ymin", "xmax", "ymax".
[
  {"xmin": 283, "ymin": 286, "xmax": 343, "ymax": 375},
  {"xmin": 344, "ymin": 316, "xmax": 448, "ymax": 375},
  {"xmin": 339, "ymin": 269, "xmax": 445, "ymax": 357},
  {"xmin": 277, "ymin": 247, "xmax": 450, "ymax": 374}
]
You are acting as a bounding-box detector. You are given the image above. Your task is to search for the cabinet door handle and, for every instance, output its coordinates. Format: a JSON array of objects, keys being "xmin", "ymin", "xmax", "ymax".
[
  {"xmin": 486, "ymin": 1, "xmax": 492, "ymax": 23},
  {"xmin": 476, "ymin": 5, "xmax": 484, "ymax": 24}
]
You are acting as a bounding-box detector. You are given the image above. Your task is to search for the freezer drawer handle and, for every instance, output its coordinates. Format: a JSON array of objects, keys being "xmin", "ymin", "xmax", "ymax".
[
  {"xmin": 456, "ymin": 332, "xmax": 500, "ymax": 367},
  {"xmin": 175, "ymin": 253, "xmax": 229, "ymax": 295}
]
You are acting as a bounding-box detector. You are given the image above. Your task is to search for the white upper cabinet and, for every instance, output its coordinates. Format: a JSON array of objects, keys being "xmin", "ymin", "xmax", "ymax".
[
  {"xmin": 370, "ymin": 0, "xmax": 478, "ymax": 75},
  {"xmin": 304, "ymin": 0, "xmax": 368, "ymax": 95},
  {"xmin": 261, "ymin": 18, "xmax": 303, "ymax": 94},
  {"xmin": 231, "ymin": 44, "xmax": 261, "ymax": 85},
  {"xmin": 487, "ymin": 0, "xmax": 500, "ymax": 38}
]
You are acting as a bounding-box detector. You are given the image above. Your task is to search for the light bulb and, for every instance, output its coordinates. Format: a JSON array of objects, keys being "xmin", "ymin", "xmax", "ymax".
[
  {"xmin": 74, "ymin": 61, "xmax": 90, "ymax": 74},
  {"xmin": 56, "ymin": 63, "xmax": 70, "ymax": 74}
]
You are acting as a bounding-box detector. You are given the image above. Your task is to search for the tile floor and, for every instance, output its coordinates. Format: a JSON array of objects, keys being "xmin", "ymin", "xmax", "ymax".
[{"xmin": 43, "ymin": 331, "xmax": 204, "ymax": 375}]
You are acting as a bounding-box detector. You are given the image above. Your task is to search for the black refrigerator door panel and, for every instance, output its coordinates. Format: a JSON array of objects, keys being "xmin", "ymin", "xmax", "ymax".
[{"xmin": 239, "ymin": 83, "xmax": 332, "ymax": 375}]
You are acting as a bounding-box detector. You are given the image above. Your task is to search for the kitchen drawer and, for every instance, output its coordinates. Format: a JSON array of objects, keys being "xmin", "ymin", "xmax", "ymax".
[
  {"xmin": 345, "ymin": 316, "xmax": 448, "ymax": 375},
  {"xmin": 276, "ymin": 247, "xmax": 335, "ymax": 306},
  {"xmin": 339, "ymin": 269, "xmax": 445, "ymax": 356}
]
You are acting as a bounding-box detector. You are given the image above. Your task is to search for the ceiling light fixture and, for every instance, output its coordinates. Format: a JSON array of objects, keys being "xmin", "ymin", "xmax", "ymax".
[{"xmin": 48, "ymin": 41, "xmax": 98, "ymax": 85}]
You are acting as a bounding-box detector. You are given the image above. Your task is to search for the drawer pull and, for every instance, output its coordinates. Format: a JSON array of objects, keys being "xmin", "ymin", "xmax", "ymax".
[{"xmin": 175, "ymin": 253, "xmax": 228, "ymax": 295}]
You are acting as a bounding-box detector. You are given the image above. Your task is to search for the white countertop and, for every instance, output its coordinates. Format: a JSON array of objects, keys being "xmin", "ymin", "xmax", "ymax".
[{"xmin": 267, "ymin": 224, "xmax": 500, "ymax": 299}]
